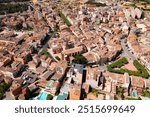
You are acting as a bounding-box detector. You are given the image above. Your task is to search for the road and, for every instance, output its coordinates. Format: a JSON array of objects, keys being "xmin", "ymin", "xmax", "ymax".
[
  {"xmin": 99, "ymin": 65, "xmax": 107, "ymax": 72},
  {"xmin": 121, "ymin": 39, "xmax": 136, "ymax": 61},
  {"xmin": 30, "ymin": 2, "xmax": 59, "ymax": 62}
]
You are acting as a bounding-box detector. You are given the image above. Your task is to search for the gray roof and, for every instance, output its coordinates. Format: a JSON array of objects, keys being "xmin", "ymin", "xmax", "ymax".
[{"xmin": 40, "ymin": 70, "xmax": 54, "ymax": 80}]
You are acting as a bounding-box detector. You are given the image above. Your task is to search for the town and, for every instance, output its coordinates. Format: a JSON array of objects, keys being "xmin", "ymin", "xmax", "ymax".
[{"xmin": 0, "ymin": 0, "xmax": 150, "ymax": 100}]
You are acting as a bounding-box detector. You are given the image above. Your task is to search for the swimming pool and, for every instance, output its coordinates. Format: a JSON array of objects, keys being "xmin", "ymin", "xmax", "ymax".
[
  {"xmin": 38, "ymin": 92, "xmax": 48, "ymax": 100},
  {"xmin": 141, "ymin": 97, "xmax": 149, "ymax": 100},
  {"xmin": 132, "ymin": 92, "xmax": 137, "ymax": 98}
]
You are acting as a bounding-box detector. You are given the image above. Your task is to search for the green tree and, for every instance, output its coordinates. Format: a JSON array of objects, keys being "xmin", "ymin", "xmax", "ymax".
[
  {"xmin": 59, "ymin": 11, "xmax": 72, "ymax": 27},
  {"xmin": 0, "ymin": 82, "xmax": 11, "ymax": 99},
  {"xmin": 73, "ymin": 55, "xmax": 88, "ymax": 65},
  {"xmin": 46, "ymin": 94, "xmax": 53, "ymax": 100}
]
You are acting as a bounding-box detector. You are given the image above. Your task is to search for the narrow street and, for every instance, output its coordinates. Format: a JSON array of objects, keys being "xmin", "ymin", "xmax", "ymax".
[{"xmin": 121, "ymin": 40, "xmax": 136, "ymax": 61}]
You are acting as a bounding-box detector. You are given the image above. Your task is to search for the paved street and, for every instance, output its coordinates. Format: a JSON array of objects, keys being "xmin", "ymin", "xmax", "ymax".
[{"xmin": 121, "ymin": 40, "xmax": 136, "ymax": 61}]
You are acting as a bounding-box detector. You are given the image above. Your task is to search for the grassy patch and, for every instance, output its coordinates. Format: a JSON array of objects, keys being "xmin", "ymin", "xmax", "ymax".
[
  {"xmin": 142, "ymin": 90, "xmax": 150, "ymax": 98},
  {"xmin": 126, "ymin": 97, "xmax": 139, "ymax": 100},
  {"xmin": 39, "ymin": 49, "xmax": 50, "ymax": 57},
  {"xmin": 59, "ymin": 11, "xmax": 72, "ymax": 27},
  {"xmin": 85, "ymin": 1, "xmax": 107, "ymax": 7},
  {"xmin": 46, "ymin": 94, "xmax": 53, "ymax": 100},
  {"xmin": 91, "ymin": 88, "xmax": 98, "ymax": 94},
  {"xmin": 116, "ymin": 86, "xmax": 124, "ymax": 95},
  {"xmin": 107, "ymin": 58, "xmax": 149, "ymax": 78},
  {"xmin": 133, "ymin": 60, "xmax": 149, "ymax": 78},
  {"xmin": 55, "ymin": 56, "xmax": 61, "ymax": 61},
  {"xmin": 107, "ymin": 57, "xmax": 128, "ymax": 69},
  {"xmin": 116, "ymin": 86, "xmax": 125, "ymax": 99},
  {"xmin": 72, "ymin": 54, "xmax": 88, "ymax": 65},
  {"xmin": 0, "ymin": 82, "xmax": 11, "ymax": 99}
]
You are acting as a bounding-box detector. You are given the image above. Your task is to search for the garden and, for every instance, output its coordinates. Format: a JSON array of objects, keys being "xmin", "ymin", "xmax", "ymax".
[
  {"xmin": 59, "ymin": 11, "xmax": 72, "ymax": 27},
  {"xmin": 107, "ymin": 58, "xmax": 149, "ymax": 78}
]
